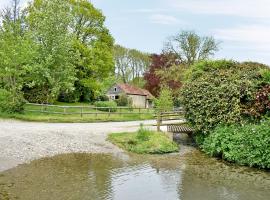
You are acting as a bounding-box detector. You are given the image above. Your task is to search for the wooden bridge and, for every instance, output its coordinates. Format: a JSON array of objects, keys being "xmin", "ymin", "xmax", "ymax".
[{"xmin": 155, "ymin": 109, "xmax": 194, "ymax": 136}]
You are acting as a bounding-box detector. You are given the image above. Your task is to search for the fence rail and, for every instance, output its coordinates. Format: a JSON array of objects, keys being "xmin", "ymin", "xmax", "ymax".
[
  {"xmin": 25, "ymin": 103, "xmax": 154, "ymax": 117},
  {"xmin": 156, "ymin": 110, "xmax": 185, "ymax": 131}
]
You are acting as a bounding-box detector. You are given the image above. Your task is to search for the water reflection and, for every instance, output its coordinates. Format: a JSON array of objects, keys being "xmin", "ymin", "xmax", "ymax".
[{"xmin": 0, "ymin": 152, "xmax": 269, "ymax": 200}]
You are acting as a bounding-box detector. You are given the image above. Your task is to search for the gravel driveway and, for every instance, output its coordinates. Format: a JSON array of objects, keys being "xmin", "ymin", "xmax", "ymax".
[{"xmin": 0, "ymin": 119, "xmax": 158, "ymax": 172}]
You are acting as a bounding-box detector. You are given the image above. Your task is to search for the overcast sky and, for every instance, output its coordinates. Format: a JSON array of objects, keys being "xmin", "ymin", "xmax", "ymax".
[{"xmin": 1, "ymin": 0, "xmax": 270, "ymax": 64}]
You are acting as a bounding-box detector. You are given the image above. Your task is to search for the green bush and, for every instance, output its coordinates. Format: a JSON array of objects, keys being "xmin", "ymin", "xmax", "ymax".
[
  {"xmin": 155, "ymin": 87, "xmax": 174, "ymax": 112},
  {"xmin": 115, "ymin": 93, "xmax": 132, "ymax": 107},
  {"xmin": 0, "ymin": 89, "xmax": 25, "ymax": 113},
  {"xmin": 58, "ymin": 90, "xmax": 80, "ymax": 103},
  {"xmin": 181, "ymin": 60, "xmax": 269, "ymax": 133},
  {"xmin": 202, "ymin": 121, "xmax": 270, "ymax": 169},
  {"xmin": 97, "ymin": 95, "xmax": 109, "ymax": 102},
  {"xmin": 94, "ymin": 101, "xmax": 117, "ymax": 112},
  {"xmin": 23, "ymin": 86, "xmax": 50, "ymax": 103}
]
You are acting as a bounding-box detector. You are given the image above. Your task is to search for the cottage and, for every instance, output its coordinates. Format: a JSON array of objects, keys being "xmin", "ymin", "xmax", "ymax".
[{"xmin": 107, "ymin": 83, "xmax": 154, "ymax": 108}]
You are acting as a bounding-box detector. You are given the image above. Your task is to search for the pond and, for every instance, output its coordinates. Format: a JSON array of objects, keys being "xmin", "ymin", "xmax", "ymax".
[{"xmin": 0, "ymin": 151, "xmax": 269, "ymax": 200}]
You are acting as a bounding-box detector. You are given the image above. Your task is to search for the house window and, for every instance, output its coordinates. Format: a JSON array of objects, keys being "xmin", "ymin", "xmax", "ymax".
[
  {"xmin": 114, "ymin": 87, "xmax": 117, "ymax": 92},
  {"xmin": 115, "ymin": 95, "xmax": 119, "ymax": 100}
]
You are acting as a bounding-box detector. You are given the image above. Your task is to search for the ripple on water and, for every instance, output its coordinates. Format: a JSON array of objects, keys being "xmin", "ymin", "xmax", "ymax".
[{"xmin": 0, "ymin": 152, "xmax": 269, "ymax": 200}]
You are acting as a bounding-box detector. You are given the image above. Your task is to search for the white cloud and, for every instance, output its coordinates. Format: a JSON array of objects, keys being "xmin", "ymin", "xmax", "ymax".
[
  {"xmin": 129, "ymin": 8, "xmax": 170, "ymax": 14},
  {"xmin": 0, "ymin": 0, "xmax": 30, "ymax": 10},
  {"xmin": 149, "ymin": 14, "xmax": 185, "ymax": 25},
  {"xmin": 214, "ymin": 25, "xmax": 270, "ymax": 51},
  {"xmin": 169, "ymin": 0, "xmax": 270, "ymax": 19}
]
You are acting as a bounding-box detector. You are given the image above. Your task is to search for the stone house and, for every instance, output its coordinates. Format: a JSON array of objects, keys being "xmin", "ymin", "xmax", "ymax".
[{"xmin": 107, "ymin": 83, "xmax": 154, "ymax": 108}]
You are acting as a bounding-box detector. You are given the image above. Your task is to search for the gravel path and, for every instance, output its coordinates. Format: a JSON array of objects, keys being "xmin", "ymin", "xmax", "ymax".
[{"xmin": 0, "ymin": 119, "xmax": 158, "ymax": 172}]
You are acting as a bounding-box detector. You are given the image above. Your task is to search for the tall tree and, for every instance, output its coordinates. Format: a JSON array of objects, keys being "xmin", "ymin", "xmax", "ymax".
[
  {"xmin": 164, "ymin": 30, "xmax": 220, "ymax": 66},
  {"xmin": 144, "ymin": 54, "xmax": 181, "ymax": 97},
  {"xmin": 68, "ymin": 0, "xmax": 114, "ymax": 101},
  {"xmin": 26, "ymin": 0, "xmax": 77, "ymax": 103},
  {"xmin": 114, "ymin": 44, "xmax": 150, "ymax": 86},
  {"xmin": 0, "ymin": 0, "xmax": 35, "ymax": 100}
]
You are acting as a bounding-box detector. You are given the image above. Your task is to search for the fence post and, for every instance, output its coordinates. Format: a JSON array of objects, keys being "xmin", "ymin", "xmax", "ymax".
[
  {"xmin": 81, "ymin": 107, "xmax": 83, "ymax": 118},
  {"xmin": 108, "ymin": 108, "xmax": 111, "ymax": 118},
  {"xmin": 95, "ymin": 107, "xmax": 98, "ymax": 118},
  {"xmin": 157, "ymin": 112, "xmax": 161, "ymax": 132}
]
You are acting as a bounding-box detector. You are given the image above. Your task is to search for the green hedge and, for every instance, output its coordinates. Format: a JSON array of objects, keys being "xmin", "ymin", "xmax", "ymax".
[
  {"xmin": 94, "ymin": 101, "xmax": 117, "ymax": 112},
  {"xmin": 0, "ymin": 89, "xmax": 25, "ymax": 113},
  {"xmin": 181, "ymin": 60, "xmax": 270, "ymax": 133},
  {"xmin": 202, "ymin": 121, "xmax": 270, "ymax": 169}
]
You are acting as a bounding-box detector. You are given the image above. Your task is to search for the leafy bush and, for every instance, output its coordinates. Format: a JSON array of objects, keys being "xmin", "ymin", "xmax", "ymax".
[
  {"xmin": 244, "ymin": 85, "xmax": 270, "ymax": 118},
  {"xmin": 0, "ymin": 89, "xmax": 25, "ymax": 113},
  {"xmin": 155, "ymin": 87, "xmax": 174, "ymax": 112},
  {"xmin": 115, "ymin": 93, "xmax": 132, "ymax": 107},
  {"xmin": 58, "ymin": 90, "xmax": 80, "ymax": 103},
  {"xmin": 181, "ymin": 60, "xmax": 269, "ymax": 133},
  {"xmin": 202, "ymin": 121, "xmax": 270, "ymax": 169},
  {"xmin": 23, "ymin": 86, "xmax": 50, "ymax": 103},
  {"xmin": 97, "ymin": 94, "xmax": 109, "ymax": 102},
  {"xmin": 94, "ymin": 101, "xmax": 117, "ymax": 112},
  {"xmin": 260, "ymin": 69, "xmax": 270, "ymax": 84}
]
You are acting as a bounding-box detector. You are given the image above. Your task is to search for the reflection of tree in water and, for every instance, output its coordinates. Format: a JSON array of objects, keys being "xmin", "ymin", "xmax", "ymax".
[
  {"xmin": 0, "ymin": 153, "xmax": 125, "ymax": 200},
  {"xmin": 178, "ymin": 151, "xmax": 270, "ymax": 200},
  {"xmin": 1, "ymin": 152, "xmax": 270, "ymax": 200}
]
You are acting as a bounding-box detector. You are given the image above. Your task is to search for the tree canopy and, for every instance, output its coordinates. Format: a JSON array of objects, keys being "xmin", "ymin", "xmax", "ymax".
[{"xmin": 164, "ymin": 30, "xmax": 220, "ymax": 66}]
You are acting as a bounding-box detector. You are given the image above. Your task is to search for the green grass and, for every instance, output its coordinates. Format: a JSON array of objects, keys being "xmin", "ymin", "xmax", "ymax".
[
  {"xmin": 0, "ymin": 101, "xmax": 154, "ymax": 123},
  {"xmin": 0, "ymin": 111, "xmax": 153, "ymax": 123},
  {"xmin": 108, "ymin": 128, "xmax": 179, "ymax": 154}
]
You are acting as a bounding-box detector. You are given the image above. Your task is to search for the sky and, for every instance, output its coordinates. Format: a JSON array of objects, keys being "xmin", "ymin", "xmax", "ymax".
[{"xmin": 1, "ymin": 0, "xmax": 270, "ymax": 64}]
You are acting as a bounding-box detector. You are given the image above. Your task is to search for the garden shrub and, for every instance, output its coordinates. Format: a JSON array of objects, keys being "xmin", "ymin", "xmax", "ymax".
[
  {"xmin": 155, "ymin": 87, "xmax": 174, "ymax": 112},
  {"xmin": 94, "ymin": 101, "xmax": 117, "ymax": 112},
  {"xmin": 58, "ymin": 90, "xmax": 81, "ymax": 103},
  {"xmin": 244, "ymin": 85, "xmax": 270, "ymax": 118},
  {"xmin": 115, "ymin": 93, "xmax": 132, "ymax": 107},
  {"xmin": 202, "ymin": 121, "xmax": 270, "ymax": 169},
  {"xmin": 181, "ymin": 60, "xmax": 270, "ymax": 133},
  {"xmin": 0, "ymin": 89, "xmax": 25, "ymax": 113},
  {"xmin": 23, "ymin": 86, "xmax": 50, "ymax": 103},
  {"xmin": 97, "ymin": 94, "xmax": 109, "ymax": 102}
]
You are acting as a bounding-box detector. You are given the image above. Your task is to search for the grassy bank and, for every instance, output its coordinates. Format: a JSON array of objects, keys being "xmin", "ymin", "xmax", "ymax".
[{"xmin": 108, "ymin": 127, "xmax": 179, "ymax": 154}]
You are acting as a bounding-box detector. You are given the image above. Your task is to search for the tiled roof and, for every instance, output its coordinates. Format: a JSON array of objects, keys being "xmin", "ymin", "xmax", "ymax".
[{"xmin": 117, "ymin": 84, "xmax": 154, "ymax": 99}]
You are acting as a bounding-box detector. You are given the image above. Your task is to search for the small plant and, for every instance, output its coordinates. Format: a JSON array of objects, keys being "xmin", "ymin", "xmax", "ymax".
[
  {"xmin": 94, "ymin": 101, "xmax": 117, "ymax": 112},
  {"xmin": 136, "ymin": 124, "xmax": 151, "ymax": 141}
]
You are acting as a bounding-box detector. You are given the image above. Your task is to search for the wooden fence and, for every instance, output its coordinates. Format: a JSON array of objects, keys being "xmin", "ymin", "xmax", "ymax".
[
  {"xmin": 155, "ymin": 109, "xmax": 185, "ymax": 131},
  {"xmin": 25, "ymin": 103, "xmax": 154, "ymax": 117}
]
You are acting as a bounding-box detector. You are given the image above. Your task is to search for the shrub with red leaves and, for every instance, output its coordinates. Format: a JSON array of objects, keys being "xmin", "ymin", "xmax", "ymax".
[
  {"xmin": 144, "ymin": 54, "xmax": 181, "ymax": 97},
  {"xmin": 246, "ymin": 85, "xmax": 270, "ymax": 118},
  {"xmin": 255, "ymin": 85, "xmax": 270, "ymax": 115}
]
